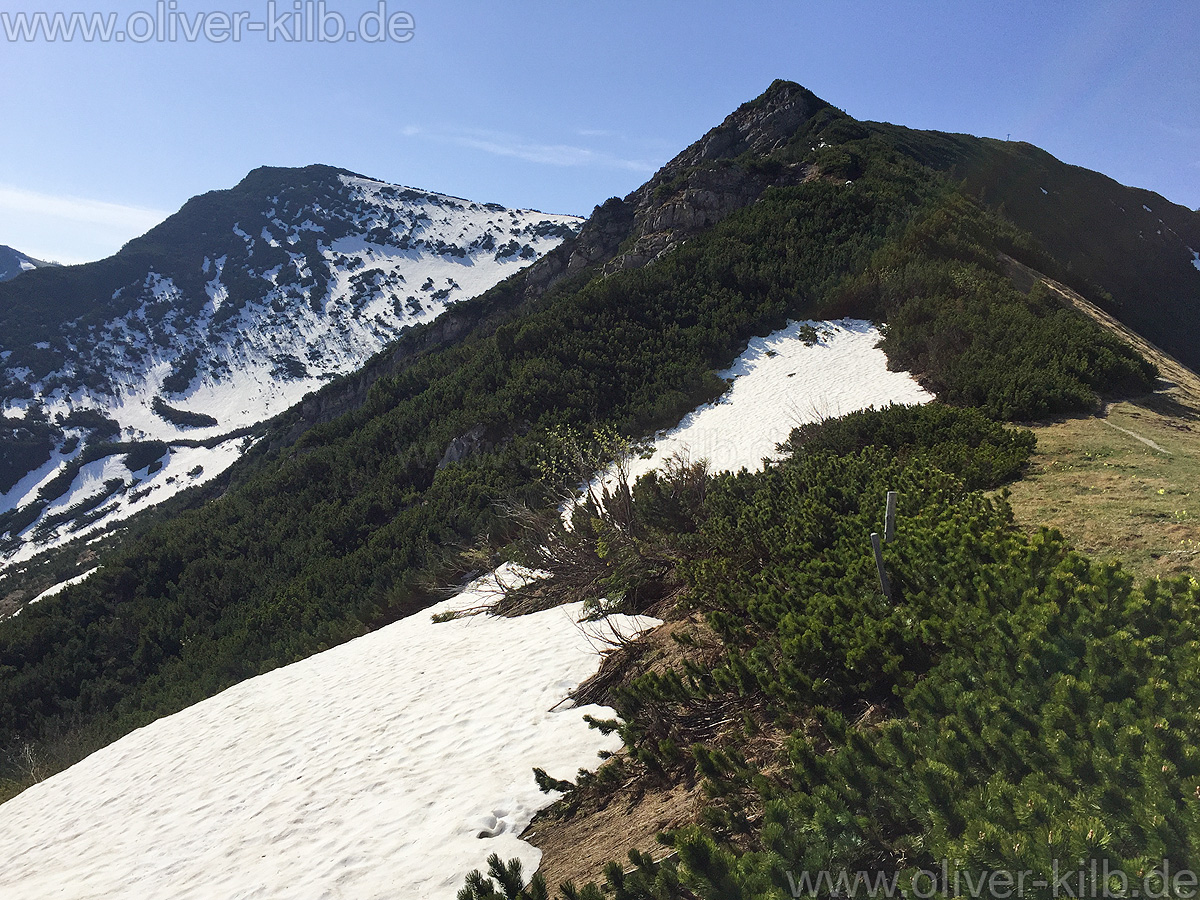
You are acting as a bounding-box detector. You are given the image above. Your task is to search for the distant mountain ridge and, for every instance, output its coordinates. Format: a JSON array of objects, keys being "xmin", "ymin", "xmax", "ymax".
[
  {"xmin": 0, "ymin": 165, "xmax": 580, "ymax": 564},
  {"xmin": 0, "ymin": 246, "xmax": 57, "ymax": 282},
  {"xmin": 485, "ymin": 80, "xmax": 1200, "ymax": 372},
  {"xmin": 866, "ymin": 123, "xmax": 1200, "ymax": 372}
]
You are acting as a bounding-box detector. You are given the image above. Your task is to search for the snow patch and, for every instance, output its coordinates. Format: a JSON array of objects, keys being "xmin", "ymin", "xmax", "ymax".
[
  {"xmin": 1190, "ymin": 248, "xmax": 1200, "ymax": 273},
  {"xmin": 0, "ymin": 566, "xmax": 659, "ymax": 900},
  {"xmin": 29, "ymin": 567, "xmax": 100, "ymax": 605},
  {"xmin": 582, "ymin": 319, "xmax": 933, "ymax": 504},
  {"xmin": 43, "ymin": 454, "xmax": 129, "ymax": 515},
  {"xmin": 3, "ymin": 438, "xmax": 246, "ymax": 567}
]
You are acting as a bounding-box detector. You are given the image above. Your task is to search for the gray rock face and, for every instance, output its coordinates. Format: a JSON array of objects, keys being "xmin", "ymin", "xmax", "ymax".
[
  {"xmin": 607, "ymin": 162, "xmax": 803, "ymax": 273},
  {"xmin": 438, "ymin": 425, "xmax": 493, "ymax": 469},
  {"xmin": 673, "ymin": 81, "xmax": 820, "ymax": 167},
  {"xmin": 508, "ymin": 80, "xmax": 830, "ymax": 301}
]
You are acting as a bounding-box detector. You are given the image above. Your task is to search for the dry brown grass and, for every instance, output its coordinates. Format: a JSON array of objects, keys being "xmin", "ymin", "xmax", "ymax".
[
  {"xmin": 526, "ymin": 774, "xmax": 704, "ymax": 892},
  {"xmin": 522, "ymin": 616, "xmax": 719, "ymax": 890},
  {"xmin": 1002, "ymin": 262, "xmax": 1200, "ymax": 582},
  {"xmin": 1005, "ymin": 402, "xmax": 1200, "ymax": 581}
]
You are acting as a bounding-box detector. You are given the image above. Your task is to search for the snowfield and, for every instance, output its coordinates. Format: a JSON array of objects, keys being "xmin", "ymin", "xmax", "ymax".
[
  {"xmin": 584, "ymin": 319, "xmax": 933, "ymax": 501},
  {"xmin": 0, "ymin": 437, "xmax": 248, "ymax": 571},
  {"xmin": 0, "ymin": 567, "xmax": 658, "ymax": 900}
]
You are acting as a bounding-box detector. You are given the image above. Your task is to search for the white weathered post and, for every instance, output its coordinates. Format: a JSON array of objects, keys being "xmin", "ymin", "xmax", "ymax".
[
  {"xmin": 871, "ymin": 531, "xmax": 891, "ymax": 601},
  {"xmin": 884, "ymin": 491, "xmax": 898, "ymax": 543}
]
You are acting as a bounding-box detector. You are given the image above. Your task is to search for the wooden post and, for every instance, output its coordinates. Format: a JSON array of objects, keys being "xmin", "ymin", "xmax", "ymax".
[
  {"xmin": 884, "ymin": 491, "xmax": 897, "ymax": 543},
  {"xmin": 871, "ymin": 532, "xmax": 891, "ymax": 601}
]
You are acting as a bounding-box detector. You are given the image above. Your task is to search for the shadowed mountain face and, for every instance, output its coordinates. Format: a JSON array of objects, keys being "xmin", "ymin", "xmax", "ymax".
[
  {"xmin": 0, "ymin": 246, "xmax": 56, "ymax": 282},
  {"xmin": 869, "ymin": 124, "xmax": 1200, "ymax": 372},
  {"xmin": 0, "ymin": 165, "xmax": 580, "ymax": 562}
]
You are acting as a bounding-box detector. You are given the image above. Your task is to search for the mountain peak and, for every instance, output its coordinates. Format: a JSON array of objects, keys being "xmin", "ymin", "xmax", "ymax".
[
  {"xmin": 0, "ymin": 245, "xmax": 57, "ymax": 282},
  {"xmin": 669, "ymin": 79, "xmax": 833, "ymax": 169},
  {"xmin": 233, "ymin": 163, "xmax": 365, "ymax": 193},
  {"xmin": 0, "ymin": 170, "xmax": 582, "ymax": 563},
  {"xmin": 541, "ymin": 81, "xmax": 838, "ymax": 280},
  {"xmin": 750, "ymin": 77, "xmax": 822, "ymax": 109}
]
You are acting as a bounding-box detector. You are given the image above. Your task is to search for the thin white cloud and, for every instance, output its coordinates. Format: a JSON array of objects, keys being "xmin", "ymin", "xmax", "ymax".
[
  {"xmin": 1156, "ymin": 121, "xmax": 1200, "ymax": 139},
  {"xmin": 404, "ymin": 126, "xmax": 657, "ymax": 173},
  {"xmin": 0, "ymin": 185, "xmax": 166, "ymax": 231},
  {"xmin": 0, "ymin": 184, "xmax": 168, "ymax": 264}
]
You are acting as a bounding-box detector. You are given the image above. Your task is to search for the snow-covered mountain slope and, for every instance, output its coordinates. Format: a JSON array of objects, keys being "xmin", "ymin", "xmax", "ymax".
[
  {"xmin": 0, "ymin": 166, "xmax": 581, "ymax": 568},
  {"xmin": 0, "ymin": 245, "xmax": 56, "ymax": 282},
  {"xmin": 0, "ymin": 565, "xmax": 658, "ymax": 900}
]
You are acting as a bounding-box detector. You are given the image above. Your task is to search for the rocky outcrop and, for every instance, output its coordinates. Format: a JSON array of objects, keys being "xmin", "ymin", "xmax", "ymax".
[
  {"xmin": 664, "ymin": 80, "xmax": 825, "ymax": 168},
  {"xmin": 604, "ymin": 161, "xmax": 807, "ymax": 273},
  {"xmin": 437, "ymin": 425, "xmax": 493, "ymax": 469},
  {"xmin": 592, "ymin": 81, "xmax": 826, "ymax": 273},
  {"xmin": 522, "ymin": 80, "xmax": 831, "ymax": 288}
]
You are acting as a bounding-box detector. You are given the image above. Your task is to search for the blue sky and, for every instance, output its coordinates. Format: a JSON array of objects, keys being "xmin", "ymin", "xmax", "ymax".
[{"xmin": 1, "ymin": 0, "xmax": 1197, "ymax": 263}]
